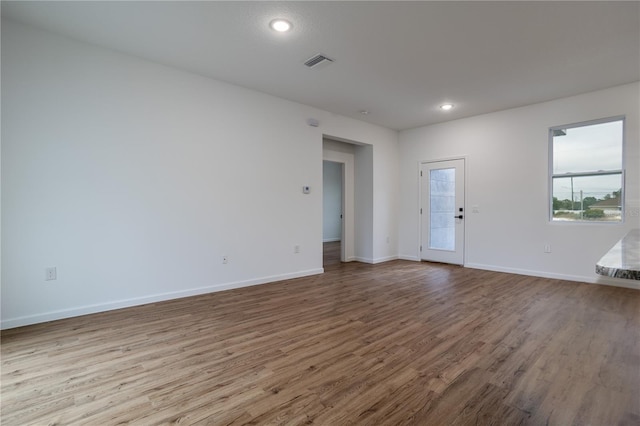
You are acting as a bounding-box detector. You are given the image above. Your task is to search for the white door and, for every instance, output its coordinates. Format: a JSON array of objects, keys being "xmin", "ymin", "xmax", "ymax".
[{"xmin": 420, "ymin": 159, "xmax": 465, "ymax": 265}]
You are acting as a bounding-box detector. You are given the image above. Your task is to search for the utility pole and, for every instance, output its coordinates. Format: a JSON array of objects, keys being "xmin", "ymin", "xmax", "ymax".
[{"xmin": 570, "ymin": 176, "xmax": 574, "ymax": 211}]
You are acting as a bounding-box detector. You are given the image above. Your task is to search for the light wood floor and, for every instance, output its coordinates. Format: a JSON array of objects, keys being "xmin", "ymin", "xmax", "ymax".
[{"xmin": 2, "ymin": 250, "xmax": 639, "ymax": 425}]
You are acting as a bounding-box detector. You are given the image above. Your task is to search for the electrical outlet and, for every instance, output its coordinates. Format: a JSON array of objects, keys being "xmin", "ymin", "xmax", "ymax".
[
  {"xmin": 45, "ymin": 267, "xmax": 57, "ymax": 281},
  {"xmin": 544, "ymin": 244, "xmax": 551, "ymax": 253},
  {"xmin": 294, "ymin": 245, "xmax": 300, "ymax": 254},
  {"xmin": 222, "ymin": 256, "xmax": 228, "ymax": 264}
]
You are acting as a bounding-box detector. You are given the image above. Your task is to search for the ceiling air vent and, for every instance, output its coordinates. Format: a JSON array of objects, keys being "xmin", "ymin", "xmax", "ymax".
[{"xmin": 304, "ymin": 54, "xmax": 334, "ymax": 68}]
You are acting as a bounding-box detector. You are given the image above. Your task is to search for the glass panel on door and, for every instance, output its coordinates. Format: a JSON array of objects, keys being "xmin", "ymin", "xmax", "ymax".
[{"xmin": 429, "ymin": 168, "xmax": 456, "ymax": 251}]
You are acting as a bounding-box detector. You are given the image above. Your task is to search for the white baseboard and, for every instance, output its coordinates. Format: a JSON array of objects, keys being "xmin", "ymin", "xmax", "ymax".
[
  {"xmin": 464, "ymin": 263, "xmax": 640, "ymax": 290},
  {"xmin": 398, "ymin": 255, "xmax": 420, "ymax": 261},
  {"xmin": 322, "ymin": 238, "xmax": 341, "ymax": 243},
  {"xmin": 8, "ymin": 260, "xmax": 634, "ymax": 330},
  {"xmin": 1, "ymin": 268, "xmax": 324, "ymax": 330},
  {"xmin": 372, "ymin": 255, "xmax": 398, "ymax": 263},
  {"xmin": 351, "ymin": 256, "xmax": 398, "ymax": 264}
]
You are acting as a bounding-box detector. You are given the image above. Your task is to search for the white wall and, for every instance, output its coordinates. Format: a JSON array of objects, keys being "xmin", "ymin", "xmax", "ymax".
[
  {"xmin": 9, "ymin": 17, "xmax": 632, "ymax": 329},
  {"xmin": 322, "ymin": 161, "xmax": 342, "ymax": 242},
  {"xmin": 1, "ymin": 20, "xmax": 399, "ymax": 328},
  {"xmin": 355, "ymin": 145, "xmax": 375, "ymax": 261},
  {"xmin": 399, "ymin": 82, "xmax": 640, "ymax": 288}
]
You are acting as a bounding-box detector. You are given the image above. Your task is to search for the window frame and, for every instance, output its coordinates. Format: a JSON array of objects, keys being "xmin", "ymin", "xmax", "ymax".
[{"xmin": 548, "ymin": 116, "xmax": 626, "ymax": 224}]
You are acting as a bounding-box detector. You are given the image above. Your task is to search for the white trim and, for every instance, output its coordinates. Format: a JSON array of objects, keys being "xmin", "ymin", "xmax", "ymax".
[
  {"xmin": 323, "ymin": 238, "xmax": 341, "ymax": 242},
  {"xmin": 465, "ymin": 263, "xmax": 640, "ymax": 290},
  {"xmin": 352, "ymin": 256, "xmax": 398, "ymax": 264},
  {"xmin": 398, "ymin": 255, "xmax": 421, "ymax": 261},
  {"xmin": 8, "ymin": 260, "xmax": 634, "ymax": 329},
  {"xmin": 372, "ymin": 255, "xmax": 398, "ymax": 263},
  {"xmin": 1, "ymin": 268, "xmax": 324, "ymax": 330},
  {"xmin": 352, "ymin": 256, "xmax": 374, "ymax": 264}
]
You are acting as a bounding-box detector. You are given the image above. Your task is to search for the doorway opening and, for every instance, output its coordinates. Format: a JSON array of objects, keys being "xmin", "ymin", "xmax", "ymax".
[
  {"xmin": 322, "ymin": 137, "xmax": 364, "ymax": 267},
  {"xmin": 323, "ymin": 160, "xmax": 343, "ymax": 268}
]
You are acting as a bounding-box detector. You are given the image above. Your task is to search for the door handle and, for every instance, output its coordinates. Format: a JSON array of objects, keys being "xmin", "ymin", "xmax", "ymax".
[{"xmin": 454, "ymin": 215, "xmax": 464, "ymax": 219}]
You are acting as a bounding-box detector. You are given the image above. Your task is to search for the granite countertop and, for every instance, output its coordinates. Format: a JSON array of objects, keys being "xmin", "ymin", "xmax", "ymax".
[{"xmin": 596, "ymin": 229, "xmax": 640, "ymax": 280}]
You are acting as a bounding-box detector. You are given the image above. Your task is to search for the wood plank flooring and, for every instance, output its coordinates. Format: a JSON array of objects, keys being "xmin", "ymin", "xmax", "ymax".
[
  {"xmin": 2, "ymin": 247, "xmax": 639, "ymax": 425},
  {"xmin": 322, "ymin": 241, "xmax": 342, "ymax": 269}
]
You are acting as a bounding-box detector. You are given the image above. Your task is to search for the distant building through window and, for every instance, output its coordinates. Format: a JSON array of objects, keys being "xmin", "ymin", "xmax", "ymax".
[{"xmin": 549, "ymin": 117, "xmax": 624, "ymax": 222}]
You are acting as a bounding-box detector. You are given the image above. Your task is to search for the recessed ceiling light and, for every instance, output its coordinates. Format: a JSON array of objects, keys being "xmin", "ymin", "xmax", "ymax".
[
  {"xmin": 359, "ymin": 110, "xmax": 370, "ymax": 115},
  {"xmin": 440, "ymin": 103, "xmax": 454, "ymax": 111},
  {"xmin": 270, "ymin": 19, "xmax": 292, "ymax": 32}
]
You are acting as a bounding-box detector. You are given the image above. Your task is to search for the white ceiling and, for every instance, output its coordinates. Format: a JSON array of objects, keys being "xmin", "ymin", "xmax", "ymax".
[{"xmin": 2, "ymin": 1, "xmax": 639, "ymax": 130}]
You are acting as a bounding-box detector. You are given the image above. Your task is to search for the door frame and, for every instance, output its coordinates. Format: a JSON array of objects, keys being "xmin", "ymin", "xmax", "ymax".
[
  {"xmin": 418, "ymin": 156, "xmax": 467, "ymax": 265},
  {"xmin": 323, "ymin": 150, "xmax": 355, "ymax": 262}
]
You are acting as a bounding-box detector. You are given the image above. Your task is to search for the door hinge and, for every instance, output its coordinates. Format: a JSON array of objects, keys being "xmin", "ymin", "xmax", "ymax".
[
  {"xmin": 420, "ymin": 208, "xmax": 422, "ymax": 214},
  {"xmin": 420, "ymin": 245, "xmax": 422, "ymax": 252},
  {"xmin": 420, "ymin": 171, "xmax": 423, "ymax": 177}
]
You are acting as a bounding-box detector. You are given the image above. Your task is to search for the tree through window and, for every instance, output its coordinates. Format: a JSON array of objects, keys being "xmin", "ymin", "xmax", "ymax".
[{"xmin": 550, "ymin": 117, "xmax": 624, "ymax": 222}]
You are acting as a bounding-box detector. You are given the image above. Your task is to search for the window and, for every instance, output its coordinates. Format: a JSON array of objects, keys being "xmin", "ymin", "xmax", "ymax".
[{"xmin": 550, "ymin": 117, "xmax": 624, "ymax": 222}]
